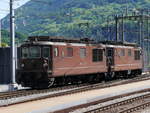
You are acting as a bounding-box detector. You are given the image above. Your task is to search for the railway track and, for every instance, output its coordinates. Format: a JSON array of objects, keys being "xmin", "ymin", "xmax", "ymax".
[
  {"xmin": 0, "ymin": 84, "xmax": 86, "ymax": 100},
  {"xmin": 83, "ymin": 92, "xmax": 150, "ymax": 113},
  {"xmin": 119, "ymin": 102, "xmax": 150, "ymax": 113},
  {"xmin": 0, "ymin": 74, "xmax": 150, "ymax": 107}
]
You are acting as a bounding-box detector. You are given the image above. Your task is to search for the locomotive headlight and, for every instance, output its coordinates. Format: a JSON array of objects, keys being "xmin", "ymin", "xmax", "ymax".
[{"xmin": 21, "ymin": 63, "xmax": 25, "ymax": 68}]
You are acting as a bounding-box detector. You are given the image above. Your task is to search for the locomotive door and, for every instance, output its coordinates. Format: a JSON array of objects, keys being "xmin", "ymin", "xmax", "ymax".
[
  {"xmin": 49, "ymin": 46, "xmax": 52, "ymax": 70},
  {"xmin": 43, "ymin": 46, "xmax": 52, "ymax": 70},
  {"xmin": 106, "ymin": 47, "xmax": 114, "ymax": 66}
]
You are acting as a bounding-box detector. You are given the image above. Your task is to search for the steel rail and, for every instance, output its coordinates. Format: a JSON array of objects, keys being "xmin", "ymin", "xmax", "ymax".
[
  {"xmin": 84, "ymin": 93, "xmax": 150, "ymax": 113},
  {"xmin": 118, "ymin": 102, "xmax": 150, "ymax": 113}
]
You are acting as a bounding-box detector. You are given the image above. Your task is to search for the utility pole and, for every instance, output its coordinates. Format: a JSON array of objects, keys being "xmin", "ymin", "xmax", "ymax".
[
  {"xmin": 122, "ymin": 14, "xmax": 124, "ymax": 43},
  {"xmin": 125, "ymin": 0, "xmax": 128, "ymax": 16},
  {"xmin": 10, "ymin": 0, "xmax": 16, "ymax": 90},
  {"xmin": 115, "ymin": 15, "xmax": 119, "ymax": 42}
]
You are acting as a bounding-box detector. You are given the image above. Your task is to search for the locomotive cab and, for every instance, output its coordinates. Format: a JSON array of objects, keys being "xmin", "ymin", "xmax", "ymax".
[{"xmin": 17, "ymin": 45, "xmax": 52, "ymax": 88}]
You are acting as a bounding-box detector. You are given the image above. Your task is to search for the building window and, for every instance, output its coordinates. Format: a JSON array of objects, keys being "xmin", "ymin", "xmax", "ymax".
[
  {"xmin": 128, "ymin": 49, "xmax": 132, "ymax": 56},
  {"xmin": 54, "ymin": 47, "xmax": 59, "ymax": 57},
  {"xmin": 43, "ymin": 47, "xmax": 50, "ymax": 58},
  {"xmin": 120, "ymin": 49, "xmax": 125, "ymax": 56},
  {"xmin": 92, "ymin": 49, "xmax": 103, "ymax": 62},
  {"xmin": 67, "ymin": 47, "xmax": 73, "ymax": 57},
  {"xmin": 80, "ymin": 48, "xmax": 86, "ymax": 58},
  {"xmin": 134, "ymin": 50, "xmax": 140, "ymax": 60}
]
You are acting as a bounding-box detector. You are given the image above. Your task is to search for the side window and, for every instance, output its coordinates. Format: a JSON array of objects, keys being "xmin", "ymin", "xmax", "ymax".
[
  {"xmin": 120, "ymin": 49, "xmax": 125, "ymax": 56},
  {"xmin": 134, "ymin": 50, "xmax": 140, "ymax": 60},
  {"xmin": 21, "ymin": 47, "xmax": 29, "ymax": 58},
  {"xmin": 92, "ymin": 49, "xmax": 103, "ymax": 62},
  {"xmin": 67, "ymin": 47, "xmax": 73, "ymax": 57},
  {"xmin": 128, "ymin": 49, "xmax": 132, "ymax": 56},
  {"xmin": 54, "ymin": 47, "xmax": 59, "ymax": 57},
  {"xmin": 107, "ymin": 49, "xmax": 112, "ymax": 57},
  {"xmin": 30, "ymin": 47, "xmax": 41, "ymax": 58},
  {"xmin": 80, "ymin": 48, "xmax": 86, "ymax": 58},
  {"xmin": 43, "ymin": 47, "xmax": 50, "ymax": 58}
]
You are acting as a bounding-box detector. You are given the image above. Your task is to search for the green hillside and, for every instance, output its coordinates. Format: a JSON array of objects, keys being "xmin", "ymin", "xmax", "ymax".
[
  {"xmin": 1, "ymin": 30, "xmax": 27, "ymax": 46},
  {"xmin": 2, "ymin": 0, "xmax": 150, "ymax": 41}
]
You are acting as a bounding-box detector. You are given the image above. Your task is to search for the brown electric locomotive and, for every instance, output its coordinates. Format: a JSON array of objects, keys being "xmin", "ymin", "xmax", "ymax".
[{"xmin": 16, "ymin": 36, "xmax": 142, "ymax": 88}]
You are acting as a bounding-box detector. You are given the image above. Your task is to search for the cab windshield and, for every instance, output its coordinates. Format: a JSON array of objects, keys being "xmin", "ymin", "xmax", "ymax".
[{"xmin": 21, "ymin": 47, "xmax": 41, "ymax": 58}]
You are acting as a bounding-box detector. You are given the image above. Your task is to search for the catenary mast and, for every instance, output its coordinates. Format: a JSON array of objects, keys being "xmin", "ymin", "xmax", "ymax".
[{"xmin": 10, "ymin": 0, "xmax": 16, "ymax": 90}]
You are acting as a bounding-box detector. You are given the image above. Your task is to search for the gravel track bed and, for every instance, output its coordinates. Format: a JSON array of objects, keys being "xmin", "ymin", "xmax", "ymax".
[
  {"xmin": 0, "ymin": 79, "xmax": 132, "ymax": 106},
  {"xmin": 0, "ymin": 86, "xmax": 85, "ymax": 106},
  {"xmin": 2, "ymin": 79, "xmax": 150, "ymax": 113},
  {"xmin": 140, "ymin": 108, "xmax": 150, "ymax": 113},
  {"xmin": 70, "ymin": 92, "xmax": 150, "ymax": 113}
]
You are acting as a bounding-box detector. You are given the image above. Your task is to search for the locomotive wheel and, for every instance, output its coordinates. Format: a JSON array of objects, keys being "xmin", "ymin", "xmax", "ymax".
[
  {"xmin": 48, "ymin": 78, "xmax": 55, "ymax": 88},
  {"xmin": 111, "ymin": 72, "xmax": 115, "ymax": 79},
  {"xmin": 88, "ymin": 75, "xmax": 94, "ymax": 83},
  {"xmin": 105, "ymin": 72, "xmax": 115, "ymax": 81}
]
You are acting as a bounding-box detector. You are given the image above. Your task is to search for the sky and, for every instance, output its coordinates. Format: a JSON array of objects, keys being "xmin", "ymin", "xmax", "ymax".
[{"xmin": 0, "ymin": 0, "xmax": 30, "ymax": 19}]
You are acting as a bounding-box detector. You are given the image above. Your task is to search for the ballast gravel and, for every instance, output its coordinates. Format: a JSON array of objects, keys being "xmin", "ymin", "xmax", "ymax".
[
  {"xmin": 0, "ymin": 86, "xmax": 87, "ymax": 106},
  {"xmin": 70, "ymin": 92, "xmax": 150, "ymax": 113}
]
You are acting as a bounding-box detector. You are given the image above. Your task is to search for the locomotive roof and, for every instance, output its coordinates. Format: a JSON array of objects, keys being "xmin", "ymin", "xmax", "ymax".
[
  {"xmin": 28, "ymin": 36, "xmax": 94, "ymax": 44},
  {"xmin": 27, "ymin": 36, "xmax": 139, "ymax": 47}
]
